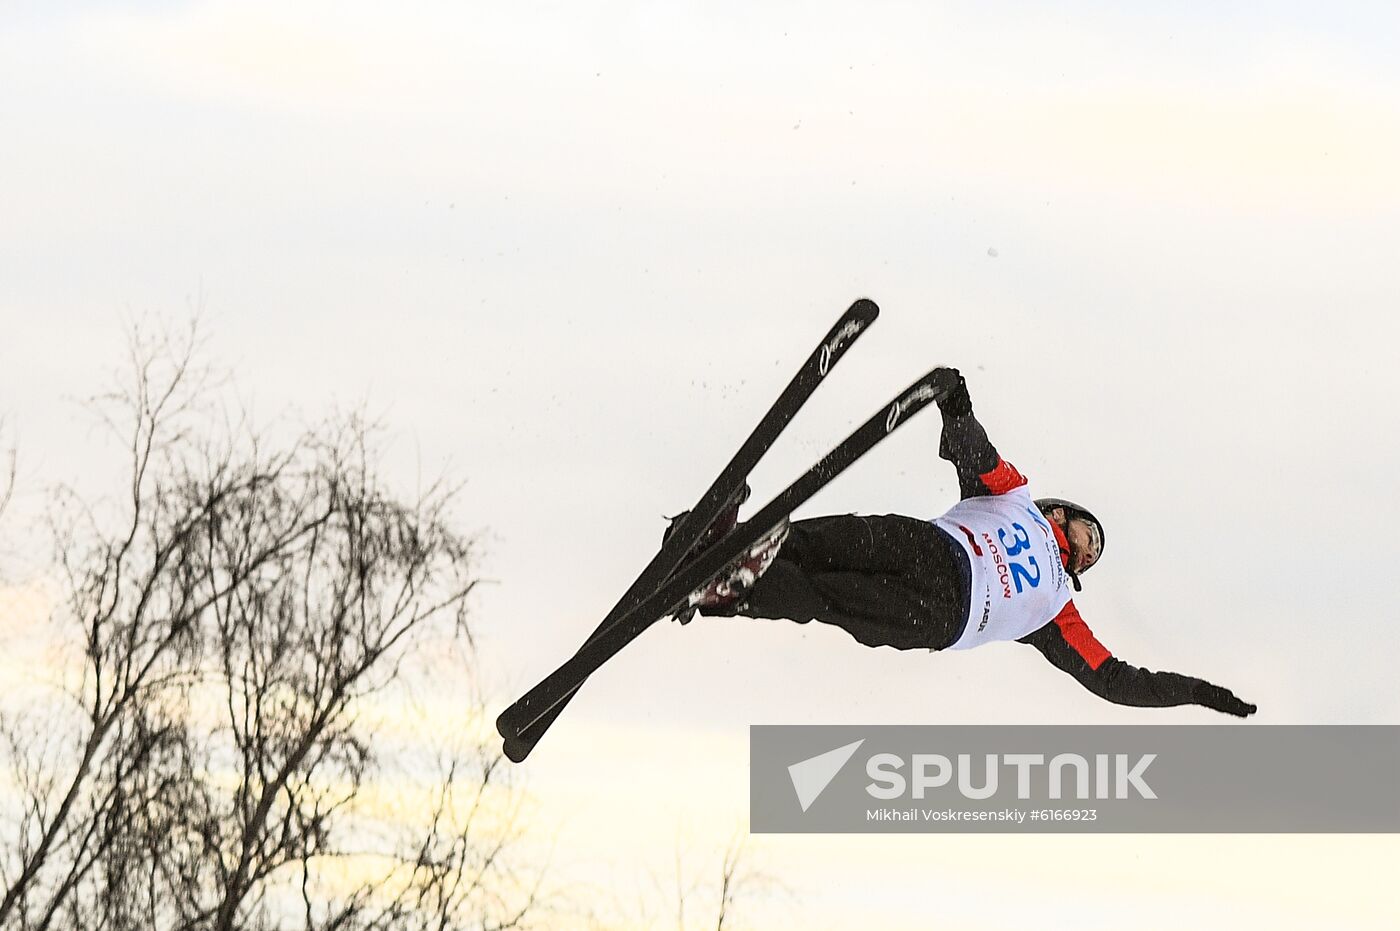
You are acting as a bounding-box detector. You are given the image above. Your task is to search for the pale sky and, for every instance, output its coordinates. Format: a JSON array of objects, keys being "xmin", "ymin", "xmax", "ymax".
[{"xmin": 2, "ymin": 2, "xmax": 1399, "ymax": 927}]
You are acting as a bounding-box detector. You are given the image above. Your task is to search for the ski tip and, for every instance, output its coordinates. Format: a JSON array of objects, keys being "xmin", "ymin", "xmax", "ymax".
[
  {"xmin": 502, "ymin": 736, "xmax": 530, "ymax": 764},
  {"xmin": 494, "ymin": 710, "xmax": 517, "ymax": 741},
  {"xmin": 848, "ymin": 297, "xmax": 879, "ymax": 320}
]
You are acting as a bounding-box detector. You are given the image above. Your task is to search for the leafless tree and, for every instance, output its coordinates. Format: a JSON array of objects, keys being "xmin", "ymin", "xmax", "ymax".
[
  {"xmin": 0, "ymin": 320, "xmax": 544, "ymax": 931},
  {"xmin": 710, "ymin": 836, "xmax": 780, "ymax": 931},
  {"xmin": 591, "ymin": 833, "xmax": 782, "ymax": 931}
]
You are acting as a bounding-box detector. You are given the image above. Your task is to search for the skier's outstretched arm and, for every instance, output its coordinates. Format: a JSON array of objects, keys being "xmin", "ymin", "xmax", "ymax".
[
  {"xmin": 1017, "ymin": 602, "xmax": 1257, "ymax": 717},
  {"xmin": 933, "ymin": 368, "xmax": 1026, "ymax": 500}
]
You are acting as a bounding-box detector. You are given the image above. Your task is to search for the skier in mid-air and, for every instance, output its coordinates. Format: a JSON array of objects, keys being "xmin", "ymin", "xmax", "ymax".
[
  {"xmin": 497, "ymin": 306, "xmax": 1256, "ymax": 763},
  {"xmin": 681, "ymin": 368, "xmax": 1257, "ymax": 717}
]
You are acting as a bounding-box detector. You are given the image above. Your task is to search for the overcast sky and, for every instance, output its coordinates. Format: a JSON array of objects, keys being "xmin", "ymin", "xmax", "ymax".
[{"xmin": 3, "ymin": 2, "xmax": 1399, "ymax": 927}]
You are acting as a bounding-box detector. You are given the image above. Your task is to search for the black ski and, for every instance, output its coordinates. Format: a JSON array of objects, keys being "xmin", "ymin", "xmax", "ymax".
[
  {"xmin": 499, "ymin": 368, "xmax": 950, "ymax": 761},
  {"xmin": 495, "ymin": 299, "xmax": 879, "ymax": 747}
]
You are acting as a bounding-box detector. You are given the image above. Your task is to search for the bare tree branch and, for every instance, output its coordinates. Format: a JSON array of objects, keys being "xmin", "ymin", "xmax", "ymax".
[{"xmin": 0, "ymin": 318, "xmax": 547, "ymax": 931}]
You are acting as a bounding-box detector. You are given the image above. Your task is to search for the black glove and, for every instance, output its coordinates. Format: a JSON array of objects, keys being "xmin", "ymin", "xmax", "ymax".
[
  {"xmin": 1192, "ymin": 682, "xmax": 1257, "ymax": 717},
  {"xmin": 932, "ymin": 367, "xmax": 973, "ymax": 417}
]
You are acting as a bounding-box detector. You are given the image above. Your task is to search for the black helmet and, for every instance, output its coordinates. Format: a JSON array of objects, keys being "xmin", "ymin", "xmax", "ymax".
[{"xmin": 1034, "ymin": 497, "xmax": 1104, "ymax": 591}]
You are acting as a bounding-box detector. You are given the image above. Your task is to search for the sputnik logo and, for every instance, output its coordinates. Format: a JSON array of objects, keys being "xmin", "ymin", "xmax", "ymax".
[{"xmin": 787, "ymin": 739, "xmax": 865, "ymax": 812}]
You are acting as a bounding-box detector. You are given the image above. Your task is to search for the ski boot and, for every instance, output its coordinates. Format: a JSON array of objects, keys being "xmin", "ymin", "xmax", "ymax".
[
  {"xmin": 662, "ymin": 483, "xmax": 750, "ymax": 624},
  {"xmin": 661, "ymin": 482, "xmax": 750, "ymax": 561},
  {"xmin": 677, "ymin": 517, "xmax": 790, "ymax": 623}
]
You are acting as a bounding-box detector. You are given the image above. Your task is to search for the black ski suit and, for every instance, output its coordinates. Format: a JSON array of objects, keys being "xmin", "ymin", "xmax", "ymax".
[{"xmin": 704, "ymin": 390, "xmax": 1256, "ymax": 715}]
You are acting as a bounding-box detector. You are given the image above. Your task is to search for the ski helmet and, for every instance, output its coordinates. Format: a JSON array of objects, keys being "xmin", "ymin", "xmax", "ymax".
[{"xmin": 1034, "ymin": 497, "xmax": 1105, "ymax": 591}]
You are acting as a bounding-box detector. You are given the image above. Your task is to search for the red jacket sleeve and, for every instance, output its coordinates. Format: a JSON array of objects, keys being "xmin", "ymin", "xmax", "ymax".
[{"xmin": 1017, "ymin": 601, "xmax": 1205, "ymax": 708}]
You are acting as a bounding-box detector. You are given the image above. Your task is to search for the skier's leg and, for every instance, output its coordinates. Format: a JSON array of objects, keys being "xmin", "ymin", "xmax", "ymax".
[
  {"xmin": 706, "ymin": 516, "xmax": 971, "ymax": 651},
  {"xmin": 678, "ymin": 512, "xmax": 909, "ymax": 620},
  {"xmin": 778, "ymin": 514, "xmax": 934, "ymax": 574},
  {"xmin": 691, "ymin": 514, "xmax": 904, "ymax": 619},
  {"xmin": 737, "ymin": 569, "xmax": 964, "ymax": 651}
]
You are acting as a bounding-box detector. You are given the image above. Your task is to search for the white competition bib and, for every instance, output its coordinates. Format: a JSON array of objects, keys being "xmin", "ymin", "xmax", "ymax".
[{"xmin": 933, "ymin": 487, "xmax": 1072, "ymax": 649}]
